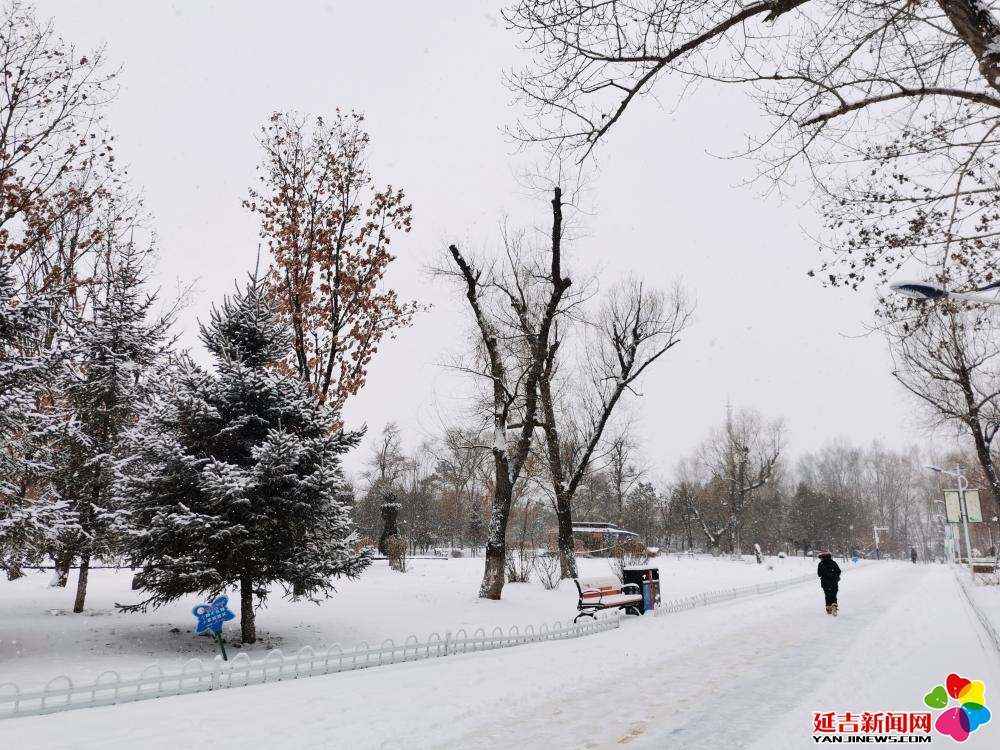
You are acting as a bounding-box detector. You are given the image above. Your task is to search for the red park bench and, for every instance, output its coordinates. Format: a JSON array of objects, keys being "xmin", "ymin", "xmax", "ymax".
[{"xmin": 573, "ymin": 576, "xmax": 643, "ymax": 623}]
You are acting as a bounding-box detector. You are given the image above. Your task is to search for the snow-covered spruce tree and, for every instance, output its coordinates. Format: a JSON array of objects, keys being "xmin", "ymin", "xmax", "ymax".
[
  {"xmin": 50, "ymin": 239, "xmax": 170, "ymax": 611},
  {"xmin": 118, "ymin": 272, "xmax": 372, "ymax": 643},
  {"xmin": 0, "ymin": 264, "xmax": 74, "ymax": 578}
]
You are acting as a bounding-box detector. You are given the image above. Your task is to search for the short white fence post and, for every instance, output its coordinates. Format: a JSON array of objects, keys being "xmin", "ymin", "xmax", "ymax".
[{"xmin": 210, "ymin": 655, "xmax": 223, "ymax": 691}]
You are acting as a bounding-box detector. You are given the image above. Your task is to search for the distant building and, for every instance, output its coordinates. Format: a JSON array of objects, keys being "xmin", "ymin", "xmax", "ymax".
[{"xmin": 566, "ymin": 521, "xmax": 640, "ymax": 556}]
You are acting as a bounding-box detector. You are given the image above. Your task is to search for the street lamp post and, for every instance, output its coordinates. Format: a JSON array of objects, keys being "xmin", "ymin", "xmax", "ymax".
[
  {"xmin": 933, "ymin": 514, "xmax": 951, "ymax": 563},
  {"xmin": 873, "ymin": 525, "xmax": 890, "ymax": 559},
  {"xmin": 927, "ymin": 465, "xmax": 975, "ymax": 573},
  {"xmin": 932, "ymin": 500, "xmax": 955, "ymax": 563}
]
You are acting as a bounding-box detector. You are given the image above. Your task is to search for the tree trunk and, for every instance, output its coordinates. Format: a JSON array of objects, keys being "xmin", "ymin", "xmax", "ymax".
[
  {"xmin": 480, "ymin": 543, "xmax": 506, "ymax": 599},
  {"xmin": 538, "ymin": 356, "xmax": 577, "ymax": 580},
  {"xmin": 450, "ymin": 188, "xmax": 571, "ymax": 601},
  {"xmin": 954, "ymin": 347, "xmax": 1000, "ymax": 520},
  {"xmin": 937, "ymin": 0, "xmax": 1000, "ymax": 96},
  {"xmin": 6, "ymin": 560, "xmax": 24, "ymax": 580},
  {"xmin": 72, "ymin": 552, "xmax": 90, "ymax": 613},
  {"xmin": 54, "ymin": 551, "xmax": 72, "ymax": 587},
  {"xmin": 240, "ymin": 574, "xmax": 256, "ymax": 643},
  {"xmin": 555, "ymin": 490, "xmax": 578, "ymax": 579},
  {"xmin": 479, "ymin": 458, "xmax": 513, "ymax": 599}
]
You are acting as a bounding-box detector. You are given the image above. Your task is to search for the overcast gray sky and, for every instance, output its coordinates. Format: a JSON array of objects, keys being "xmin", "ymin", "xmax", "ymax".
[{"xmin": 36, "ymin": 0, "xmax": 930, "ymax": 480}]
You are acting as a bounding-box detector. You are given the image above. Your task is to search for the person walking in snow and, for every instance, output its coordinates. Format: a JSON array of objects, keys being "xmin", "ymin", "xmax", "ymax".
[
  {"xmin": 817, "ymin": 549, "xmax": 841, "ymax": 616},
  {"xmin": 910, "ymin": 548, "xmax": 918, "ymax": 564}
]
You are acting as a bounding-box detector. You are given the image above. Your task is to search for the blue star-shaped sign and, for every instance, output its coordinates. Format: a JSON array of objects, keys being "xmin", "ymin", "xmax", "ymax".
[{"xmin": 192, "ymin": 595, "xmax": 236, "ymax": 635}]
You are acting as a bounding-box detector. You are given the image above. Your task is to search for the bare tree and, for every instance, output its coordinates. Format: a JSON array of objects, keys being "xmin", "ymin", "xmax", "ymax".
[
  {"xmin": 370, "ymin": 422, "xmax": 407, "ymax": 486},
  {"xmin": 605, "ymin": 428, "xmax": 643, "ymax": 530},
  {"xmin": 671, "ymin": 456, "xmax": 726, "ymax": 552},
  {"xmin": 795, "ymin": 440, "xmax": 868, "ymax": 553},
  {"xmin": 0, "ymin": 2, "xmax": 118, "ymax": 283},
  {"xmin": 441, "ymin": 187, "xmax": 571, "ymax": 599},
  {"xmin": 536, "ymin": 279, "xmax": 691, "ymax": 577},
  {"xmin": 888, "ymin": 301, "xmax": 1000, "ymax": 519},
  {"xmin": 700, "ymin": 406, "xmax": 783, "ymax": 556},
  {"xmin": 862, "ymin": 442, "xmax": 920, "ymax": 546},
  {"xmin": 433, "ymin": 427, "xmax": 490, "ymax": 549},
  {"xmin": 354, "ymin": 422, "xmax": 409, "ymax": 541},
  {"xmin": 505, "ymin": 1, "xmax": 1000, "ymax": 287}
]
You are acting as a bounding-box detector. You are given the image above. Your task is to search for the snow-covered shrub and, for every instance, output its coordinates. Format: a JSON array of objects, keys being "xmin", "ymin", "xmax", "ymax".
[
  {"xmin": 385, "ymin": 535, "xmax": 407, "ymax": 572},
  {"xmin": 505, "ymin": 546, "xmax": 532, "ymax": 583},
  {"xmin": 609, "ymin": 539, "xmax": 649, "ymax": 582},
  {"xmin": 533, "ymin": 552, "xmax": 560, "ymax": 590}
]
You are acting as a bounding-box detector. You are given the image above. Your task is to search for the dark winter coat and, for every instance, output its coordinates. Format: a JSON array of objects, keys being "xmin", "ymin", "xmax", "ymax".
[{"xmin": 817, "ymin": 557, "xmax": 841, "ymax": 586}]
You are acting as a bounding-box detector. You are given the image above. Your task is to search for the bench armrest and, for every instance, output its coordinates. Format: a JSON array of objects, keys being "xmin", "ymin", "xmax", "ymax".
[{"xmin": 621, "ymin": 583, "xmax": 641, "ymax": 594}]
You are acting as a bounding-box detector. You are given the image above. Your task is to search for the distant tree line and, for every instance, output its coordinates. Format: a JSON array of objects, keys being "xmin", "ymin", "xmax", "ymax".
[{"xmin": 352, "ymin": 416, "xmax": 989, "ymax": 568}]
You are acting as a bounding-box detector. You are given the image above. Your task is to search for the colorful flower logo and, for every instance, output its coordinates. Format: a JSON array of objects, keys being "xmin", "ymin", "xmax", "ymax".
[{"xmin": 923, "ymin": 673, "xmax": 991, "ymax": 742}]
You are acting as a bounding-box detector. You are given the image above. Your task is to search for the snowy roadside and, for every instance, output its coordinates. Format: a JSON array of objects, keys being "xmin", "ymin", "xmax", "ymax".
[
  {"xmin": 5, "ymin": 562, "xmax": 991, "ymax": 750},
  {"xmin": 957, "ymin": 566, "xmax": 1000, "ymax": 653},
  {"xmin": 0, "ymin": 554, "xmax": 818, "ymax": 690}
]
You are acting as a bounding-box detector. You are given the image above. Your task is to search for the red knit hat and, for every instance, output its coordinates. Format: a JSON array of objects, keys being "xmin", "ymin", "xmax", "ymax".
[{"xmin": 818, "ymin": 549, "xmax": 831, "ymax": 556}]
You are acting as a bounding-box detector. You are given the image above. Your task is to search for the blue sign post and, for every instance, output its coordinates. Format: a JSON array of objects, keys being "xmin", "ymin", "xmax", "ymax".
[{"xmin": 192, "ymin": 595, "xmax": 236, "ymax": 661}]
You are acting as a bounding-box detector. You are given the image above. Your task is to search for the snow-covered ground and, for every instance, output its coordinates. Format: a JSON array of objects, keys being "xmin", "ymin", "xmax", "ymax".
[
  {"xmin": 3, "ymin": 557, "xmax": 1000, "ymax": 749},
  {"xmin": 963, "ymin": 567, "xmax": 1000, "ymax": 639},
  {"xmin": 0, "ymin": 553, "xmax": 816, "ymax": 689}
]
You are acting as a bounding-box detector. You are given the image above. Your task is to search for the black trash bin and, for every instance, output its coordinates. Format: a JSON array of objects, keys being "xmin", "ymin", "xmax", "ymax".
[{"xmin": 623, "ymin": 566, "xmax": 660, "ymax": 613}]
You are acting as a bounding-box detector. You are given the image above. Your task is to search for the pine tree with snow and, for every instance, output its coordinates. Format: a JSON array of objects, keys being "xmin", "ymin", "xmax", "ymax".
[
  {"xmin": 118, "ymin": 272, "xmax": 372, "ymax": 643},
  {"xmin": 49, "ymin": 240, "xmax": 171, "ymax": 611},
  {"xmin": 0, "ymin": 264, "xmax": 73, "ymax": 578}
]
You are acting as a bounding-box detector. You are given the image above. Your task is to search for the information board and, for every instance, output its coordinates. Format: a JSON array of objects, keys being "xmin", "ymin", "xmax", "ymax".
[{"xmin": 943, "ymin": 489, "xmax": 983, "ymax": 523}]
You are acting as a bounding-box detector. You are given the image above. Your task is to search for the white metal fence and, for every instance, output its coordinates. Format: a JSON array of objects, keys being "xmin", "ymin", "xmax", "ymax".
[
  {"xmin": 0, "ymin": 564, "xmax": 825, "ymax": 721},
  {"xmin": 0, "ymin": 616, "xmax": 618, "ymax": 719},
  {"xmin": 652, "ymin": 572, "xmax": 817, "ymax": 616}
]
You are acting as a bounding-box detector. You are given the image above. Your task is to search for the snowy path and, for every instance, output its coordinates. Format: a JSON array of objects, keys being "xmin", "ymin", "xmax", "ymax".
[
  {"xmin": 448, "ymin": 561, "xmax": 1000, "ymax": 750},
  {"xmin": 3, "ymin": 563, "xmax": 999, "ymax": 749}
]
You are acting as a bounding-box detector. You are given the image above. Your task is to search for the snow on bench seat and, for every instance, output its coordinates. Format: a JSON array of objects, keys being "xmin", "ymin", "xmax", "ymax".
[{"xmin": 573, "ymin": 576, "xmax": 643, "ymax": 623}]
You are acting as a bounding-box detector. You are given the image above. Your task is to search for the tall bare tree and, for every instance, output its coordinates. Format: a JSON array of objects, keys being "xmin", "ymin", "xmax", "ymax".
[
  {"xmin": 671, "ymin": 456, "xmax": 727, "ymax": 551},
  {"xmin": 888, "ymin": 301, "xmax": 1000, "ymax": 519},
  {"xmin": 536, "ymin": 279, "xmax": 690, "ymax": 577},
  {"xmin": 678, "ymin": 406, "xmax": 782, "ymax": 555},
  {"xmin": 442, "ymin": 188, "xmax": 571, "ymax": 599},
  {"xmin": 605, "ymin": 429, "xmax": 643, "ymax": 530},
  {"xmin": 433, "ymin": 427, "xmax": 490, "ymax": 549}
]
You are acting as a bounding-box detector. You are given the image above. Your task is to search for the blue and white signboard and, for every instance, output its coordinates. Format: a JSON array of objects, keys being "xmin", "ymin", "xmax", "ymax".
[{"xmin": 192, "ymin": 595, "xmax": 236, "ymax": 636}]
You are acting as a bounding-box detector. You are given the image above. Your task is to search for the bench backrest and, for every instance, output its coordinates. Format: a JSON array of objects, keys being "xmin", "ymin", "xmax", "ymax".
[{"xmin": 575, "ymin": 577, "xmax": 626, "ymax": 599}]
